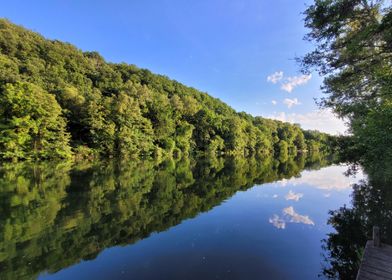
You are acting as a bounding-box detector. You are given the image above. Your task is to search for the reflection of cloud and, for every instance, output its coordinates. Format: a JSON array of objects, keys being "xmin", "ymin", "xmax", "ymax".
[
  {"xmin": 285, "ymin": 190, "xmax": 303, "ymax": 201},
  {"xmin": 283, "ymin": 206, "xmax": 315, "ymax": 226},
  {"xmin": 269, "ymin": 206, "xmax": 314, "ymax": 229},
  {"xmin": 278, "ymin": 179, "xmax": 288, "ymax": 187},
  {"xmin": 269, "ymin": 214, "xmax": 286, "ymax": 229},
  {"xmin": 284, "ymin": 165, "xmax": 364, "ymax": 191},
  {"xmin": 323, "ymin": 193, "xmax": 331, "ymax": 198}
]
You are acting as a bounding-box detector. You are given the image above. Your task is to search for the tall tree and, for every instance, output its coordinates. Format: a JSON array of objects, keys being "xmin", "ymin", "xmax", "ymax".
[
  {"xmin": 301, "ymin": 0, "xmax": 392, "ymax": 115},
  {"xmin": 0, "ymin": 82, "xmax": 72, "ymax": 160},
  {"xmin": 301, "ymin": 0, "xmax": 392, "ymax": 164}
]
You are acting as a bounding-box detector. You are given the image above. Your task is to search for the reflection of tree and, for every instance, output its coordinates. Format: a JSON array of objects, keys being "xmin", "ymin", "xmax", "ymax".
[
  {"xmin": 322, "ymin": 168, "xmax": 392, "ymax": 279},
  {"xmin": 0, "ymin": 154, "xmax": 331, "ymax": 280}
]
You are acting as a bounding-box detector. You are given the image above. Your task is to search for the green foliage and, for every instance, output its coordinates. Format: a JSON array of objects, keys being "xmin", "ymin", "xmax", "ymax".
[
  {"xmin": 277, "ymin": 140, "xmax": 289, "ymax": 162},
  {"xmin": 0, "ymin": 18, "xmax": 333, "ymax": 161},
  {"xmin": 0, "ymin": 82, "xmax": 71, "ymax": 160},
  {"xmin": 352, "ymin": 100, "xmax": 392, "ymax": 167},
  {"xmin": 301, "ymin": 0, "xmax": 392, "ymax": 167}
]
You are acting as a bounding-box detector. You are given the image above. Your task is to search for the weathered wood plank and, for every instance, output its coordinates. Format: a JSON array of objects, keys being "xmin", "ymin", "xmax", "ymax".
[
  {"xmin": 361, "ymin": 265, "xmax": 392, "ymax": 278},
  {"xmin": 361, "ymin": 257, "xmax": 392, "ymax": 274},
  {"xmin": 357, "ymin": 241, "xmax": 392, "ymax": 280},
  {"xmin": 367, "ymin": 244, "xmax": 392, "ymax": 258},
  {"xmin": 368, "ymin": 249, "xmax": 392, "ymax": 258},
  {"xmin": 363, "ymin": 254, "xmax": 392, "ymax": 268},
  {"xmin": 358, "ymin": 270, "xmax": 392, "ymax": 280}
]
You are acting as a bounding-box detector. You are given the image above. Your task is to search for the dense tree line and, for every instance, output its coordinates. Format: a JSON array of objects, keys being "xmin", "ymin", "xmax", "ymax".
[
  {"xmin": 301, "ymin": 0, "xmax": 392, "ymax": 170},
  {"xmin": 0, "ymin": 19, "xmax": 334, "ymax": 161},
  {"xmin": 0, "ymin": 154, "xmax": 332, "ymax": 280}
]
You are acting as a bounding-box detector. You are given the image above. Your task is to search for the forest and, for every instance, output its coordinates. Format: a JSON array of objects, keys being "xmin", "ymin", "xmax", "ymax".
[{"xmin": 0, "ymin": 19, "xmax": 334, "ymax": 161}]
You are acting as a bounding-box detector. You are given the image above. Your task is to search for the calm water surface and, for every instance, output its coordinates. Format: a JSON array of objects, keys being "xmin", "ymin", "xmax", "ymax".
[{"xmin": 0, "ymin": 157, "xmax": 362, "ymax": 279}]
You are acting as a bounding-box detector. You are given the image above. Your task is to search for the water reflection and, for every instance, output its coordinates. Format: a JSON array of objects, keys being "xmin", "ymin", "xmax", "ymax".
[
  {"xmin": 284, "ymin": 206, "xmax": 315, "ymax": 226},
  {"xmin": 269, "ymin": 215, "xmax": 286, "ymax": 229},
  {"xmin": 0, "ymin": 154, "xmax": 340, "ymax": 280},
  {"xmin": 285, "ymin": 190, "xmax": 303, "ymax": 201},
  {"xmin": 322, "ymin": 163, "xmax": 392, "ymax": 279},
  {"xmin": 269, "ymin": 206, "xmax": 315, "ymax": 230},
  {"xmin": 278, "ymin": 165, "xmax": 364, "ymax": 191}
]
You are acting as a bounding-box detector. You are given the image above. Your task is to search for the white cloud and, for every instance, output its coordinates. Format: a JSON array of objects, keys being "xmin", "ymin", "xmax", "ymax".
[
  {"xmin": 285, "ymin": 190, "xmax": 303, "ymax": 201},
  {"xmin": 267, "ymin": 71, "xmax": 311, "ymax": 92},
  {"xmin": 281, "ymin": 74, "xmax": 312, "ymax": 93},
  {"xmin": 267, "ymin": 71, "xmax": 284, "ymax": 84},
  {"xmin": 269, "ymin": 214, "xmax": 286, "ymax": 229},
  {"xmin": 271, "ymin": 100, "xmax": 277, "ymax": 105},
  {"xmin": 283, "ymin": 164, "xmax": 365, "ymax": 191},
  {"xmin": 267, "ymin": 109, "xmax": 347, "ymax": 135},
  {"xmin": 283, "ymin": 98, "xmax": 301, "ymax": 108},
  {"xmin": 269, "ymin": 206, "xmax": 314, "ymax": 229},
  {"xmin": 283, "ymin": 206, "xmax": 315, "ymax": 226},
  {"xmin": 277, "ymin": 178, "xmax": 288, "ymax": 187}
]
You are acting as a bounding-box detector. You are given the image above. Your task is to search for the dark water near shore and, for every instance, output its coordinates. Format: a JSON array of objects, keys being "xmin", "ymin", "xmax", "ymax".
[{"xmin": 0, "ymin": 156, "xmax": 363, "ymax": 279}]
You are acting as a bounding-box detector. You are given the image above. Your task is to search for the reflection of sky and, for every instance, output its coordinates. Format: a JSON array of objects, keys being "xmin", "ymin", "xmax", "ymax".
[
  {"xmin": 266, "ymin": 165, "xmax": 363, "ymax": 231},
  {"xmin": 269, "ymin": 214, "xmax": 286, "ymax": 229},
  {"xmin": 40, "ymin": 165, "xmax": 362, "ymax": 280},
  {"xmin": 277, "ymin": 164, "xmax": 364, "ymax": 191},
  {"xmin": 269, "ymin": 206, "xmax": 315, "ymax": 229},
  {"xmin": 285, "ymin": 190, "xmax": 303, "ymax": 201}
]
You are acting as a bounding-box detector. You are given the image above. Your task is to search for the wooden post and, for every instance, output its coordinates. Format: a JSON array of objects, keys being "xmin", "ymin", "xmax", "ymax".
[{"xmin": 373, "ymin": 226, "xmax": 380, "ymax": 247}]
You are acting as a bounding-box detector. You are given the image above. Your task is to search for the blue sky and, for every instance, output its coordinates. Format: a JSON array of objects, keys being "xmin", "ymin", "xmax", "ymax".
[{"xmin": 1, "ymin": 0, "xmax": 346, "ymax": 134}]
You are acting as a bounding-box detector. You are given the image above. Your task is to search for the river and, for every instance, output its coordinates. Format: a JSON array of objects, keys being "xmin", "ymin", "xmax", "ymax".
[{"xmin": 0, "ymin": 156, "xmax": 363, "ymax": 279}]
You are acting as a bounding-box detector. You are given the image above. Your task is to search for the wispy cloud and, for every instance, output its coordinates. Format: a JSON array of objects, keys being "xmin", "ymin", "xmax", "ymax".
[
  {"xmin": 267, "ymin": 109, "xmax": 347, "ymax": 135},
  {"xmin": 267, "ymin": 71, "xmax": 284, "ymax": 84},
  {"xmin": 283, "ymin": 98, "xmax": 300, "ymax": 108},
  {"xmin": 281, "ymin": 74, "xmax": 312, "ymax": 93},
  {"xmin": 280, "ymin": 165, "xmax": 365, "ymax": 191},
  {"xmin": 271, "ymin": 100, "xmax": 277, "ymax": 105},
  {"xmin": 269, "ymin": 214, "xmax": 286, "ymax": 229},
  {"xmin": 283, "ymin": 206, "xmax": 315, "ymax": 225},
  {"xmin": 269, "ymin": 206, "xmax": 314, "ymax": 229},
  {"xmin": 285, "ymin": 190, "xmax": 303, "ymax": 201},
  {"xmin": 267, "ymin": 71, "xmax": 311, "ymax": 92}
]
